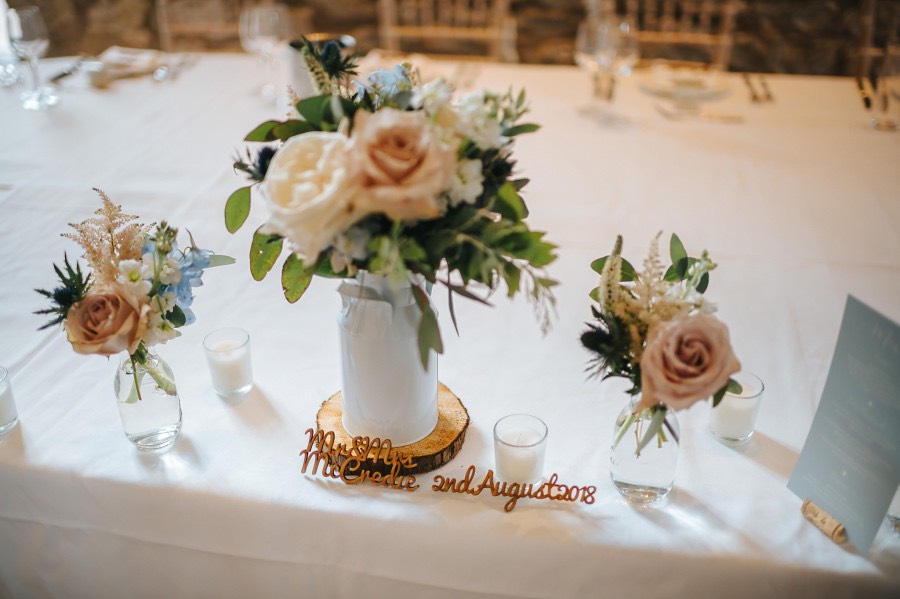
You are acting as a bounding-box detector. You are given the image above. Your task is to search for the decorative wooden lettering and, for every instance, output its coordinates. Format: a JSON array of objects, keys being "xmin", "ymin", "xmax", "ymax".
[
  {"xmin": 300, "ymin": 428, "xmax": 598, "ymax": 511},
  {"xmin": 299, "ymin": 428, "xmax": 419, "ymax": 492},
  {"xmin": 432, "ymin": 467, "xmax": 597, "ymax": 512}
]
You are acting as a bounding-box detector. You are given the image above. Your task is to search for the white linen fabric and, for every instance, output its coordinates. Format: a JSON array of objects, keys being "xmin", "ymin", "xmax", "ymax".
[{"xmin": 0, "ymin": 55, "xmax": 898, "ymax": 598}]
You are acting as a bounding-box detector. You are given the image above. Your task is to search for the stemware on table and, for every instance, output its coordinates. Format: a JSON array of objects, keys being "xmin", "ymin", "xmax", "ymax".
[
  {"xmin": 239, "ymin": 2, "xmax": 292, "ymax": 102},
  {"xmin": 6, "ymin": 5, "xmax": 57, "ymax": 110},
  {"xmin": 574, "ymin": 16, "xmax": 639, "ymax": 125}
]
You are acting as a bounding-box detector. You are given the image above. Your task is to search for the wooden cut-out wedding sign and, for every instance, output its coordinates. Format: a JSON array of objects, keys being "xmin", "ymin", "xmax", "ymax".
[{"xmin": 299, "ymin": 428, "xmax": 597, "ymax": 512}]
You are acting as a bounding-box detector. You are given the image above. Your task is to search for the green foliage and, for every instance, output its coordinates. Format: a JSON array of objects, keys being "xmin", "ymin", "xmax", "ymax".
[
  {"xmin": 225, "ymin": 186, "xmax": 251, "ymax": 233},
  {"xmin": 412, "ymin": 284, "xmax": 443, "ymax": 370},
  {"xmin": 282, "ymin": 253, "xmax": 313, "ymax": 303},
  {"xmin": 249, "ymin": 228, "xmax": 283, "ymax": 281},
  {"xmin": 34, "ymin": 254, "xmax": 92, "ymax": 330},
  {"xmin": 166, "ymin": 304, "xmax": 187, "ymax": 328}
]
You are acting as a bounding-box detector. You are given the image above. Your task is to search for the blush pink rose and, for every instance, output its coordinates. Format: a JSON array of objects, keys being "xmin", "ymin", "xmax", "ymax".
[
  {"xmin": 638, "ymin": 314, "xmax": 741, "ymax": 412},
  {"xmin": 64, "ymin": 285, "xmax": 148, "ymax": 356},
  {"xmin": 347, "ymin": 108, "xmax": 456, "ymax": 221}
]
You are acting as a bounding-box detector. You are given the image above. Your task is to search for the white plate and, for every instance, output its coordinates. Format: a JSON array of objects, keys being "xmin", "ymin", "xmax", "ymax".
[{"xmin": 639, "ymin": 69, "xmax": 729, "ymax": 102}]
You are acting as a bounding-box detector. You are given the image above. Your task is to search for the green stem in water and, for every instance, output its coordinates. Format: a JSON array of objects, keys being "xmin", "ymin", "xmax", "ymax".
[
  {"xmin": 130, "ymin": 354, "xmax": 143, "ymax": 402},
  {"xmin": 612, "ymin": 412, "xmax": 637, "ymax": 450}
]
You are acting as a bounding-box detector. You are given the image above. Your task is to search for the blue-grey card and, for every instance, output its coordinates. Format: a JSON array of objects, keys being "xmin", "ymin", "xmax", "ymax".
[{"xmin": 788, "ymin": 295, "xmax": 900, "ymax": 552}]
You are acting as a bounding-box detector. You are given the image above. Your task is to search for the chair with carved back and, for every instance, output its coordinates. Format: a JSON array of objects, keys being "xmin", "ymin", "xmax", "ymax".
[
  {"xmin": 588, "ymin": 0, "xmax": 740, "ymax": 70},
  {"xmin": 377, "ymin": 0, "xmax": 518, "ymax": 62},
  {"xmin": 857, "ymin": 0, "xmax": 900, "ymax": 79}
]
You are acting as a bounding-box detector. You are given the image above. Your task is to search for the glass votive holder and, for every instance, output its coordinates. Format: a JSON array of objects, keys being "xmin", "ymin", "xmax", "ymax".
[
  {"xmin": 0, "ymin": 366, "xmax": 19, "ymax": 435},
  {"xmin": 709, "ymin": 371, "xmax": 764, "ymax": 446},
  {"xmin": 493, "ymin": 413, "xmax": 548, "ymax": 484},
  {"xmin": 203, "ymin": 327, "xmax": 253, "ymax": 398}
]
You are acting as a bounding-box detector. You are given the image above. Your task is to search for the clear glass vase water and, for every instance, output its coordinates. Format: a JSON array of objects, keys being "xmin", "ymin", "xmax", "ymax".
[
  {"xmin": 610, "ymin": 395, "xmax": 680, "ymax": 505},
  {"xmin": 113, "ymin": 351, "xmax": 182, "ymax": 451}
]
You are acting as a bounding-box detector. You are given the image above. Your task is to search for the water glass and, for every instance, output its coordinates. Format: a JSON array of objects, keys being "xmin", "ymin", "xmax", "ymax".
[
  {"xmin": 203, "ymin": 327, "xmax": 253, "ymax": 398},
  {"xmin": 494, "ymin": 414, "xmax": 548, "ymax": 484},
  {"xmin": 0, "ymin": 366, "xmax": 19, "ymax": 435},
  {"xmin": 709, "ymin": 371, "xmax": 765, "ymax": 446},
  {"xmin": 6, "ymin": 6, "xmax": 57, "ymax": 110}
]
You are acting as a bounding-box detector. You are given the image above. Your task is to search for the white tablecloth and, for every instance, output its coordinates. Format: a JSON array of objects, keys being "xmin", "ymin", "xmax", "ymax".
[{"xmin": 1, "ymin": 54, "xmax": 899, "ymax": 598}]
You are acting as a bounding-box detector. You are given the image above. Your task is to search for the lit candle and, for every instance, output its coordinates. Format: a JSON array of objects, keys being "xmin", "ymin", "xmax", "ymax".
[
  {"xmin": 0, "ymin": 366, "xmax": 18, "ymax": 435},
  {"xmin": 203, "ymin": 328, "xmax": 253, "ymax": 397},
  {"xmin": 709, "ymin": 371, "xmax": 764, "ymax": 446},
  {"xmin": 494, "ymin": 414, "xmax": 548, "ymax": 484}
]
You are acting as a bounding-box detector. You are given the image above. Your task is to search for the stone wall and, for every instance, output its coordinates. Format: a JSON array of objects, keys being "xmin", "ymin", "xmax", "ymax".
[{"xmin": 11, "ymin": 0, "xmax": 900, "ymax": 75}]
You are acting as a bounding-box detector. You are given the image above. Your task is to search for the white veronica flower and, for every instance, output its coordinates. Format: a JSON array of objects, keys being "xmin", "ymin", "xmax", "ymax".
[
  {"xmin": 454, "ymin": 92, "xmax": 503, "ymax": 150},
  {"xmin": 447, "ymin": 159, "xmax": 484, "ymax": 207},
  {"xmin": 117, "ymin": 259, "xmax": 151, "ymax": 296}
]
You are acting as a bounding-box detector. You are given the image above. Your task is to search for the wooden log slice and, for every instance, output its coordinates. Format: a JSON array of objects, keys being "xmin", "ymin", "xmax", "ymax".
[{"xmin": 316, "ymin": 383, "xmax": 469, "ymax": 476}]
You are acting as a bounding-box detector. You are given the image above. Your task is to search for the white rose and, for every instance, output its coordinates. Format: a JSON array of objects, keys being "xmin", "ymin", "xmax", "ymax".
[
  {"xmin": 262, "ymin": 132, "xmax": 363, "ymax": 262},
  {"xmin": 638, "ymin": 314, "xmax": 741, "ymax": 412},
  {"xmin": 347, "ymin": 108, "xmax": 456, "ymax": 221}
]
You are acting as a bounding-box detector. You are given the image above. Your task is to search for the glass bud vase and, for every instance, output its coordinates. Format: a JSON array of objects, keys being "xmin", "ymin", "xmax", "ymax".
[
  {"xmin": 610, "ymin": 395, "xmax": 680, "ymax": 505},
  {"xmin": 113, "ymin": 351, "xmax": 182, "ymax": 451}
]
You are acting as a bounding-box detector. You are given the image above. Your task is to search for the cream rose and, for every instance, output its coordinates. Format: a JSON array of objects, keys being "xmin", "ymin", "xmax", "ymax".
[
  {"xmin": 262, "ymin": 132, "xmax": 362, "ymax": 262},
  {"xmin": 638, "ymin": 314, "xmax": 741, "ymax": 412},
  {"xmin": 347, "ymin": 108, "xmax": 456, "ymax": 221},
  {"xmin": 64, "ymin": 284, "xmax": 149, "ymax": 356}
]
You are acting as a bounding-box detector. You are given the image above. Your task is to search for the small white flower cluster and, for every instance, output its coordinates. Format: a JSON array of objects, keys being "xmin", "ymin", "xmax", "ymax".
[{"xmin": 601, "ymin": 234, "xmax": 717, "ymax": 365}]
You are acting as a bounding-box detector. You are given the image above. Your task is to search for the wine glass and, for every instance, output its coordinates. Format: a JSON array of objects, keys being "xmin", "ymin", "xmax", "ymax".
[
  {"xmin": 239, "ymin": 3, "xmax": 291, "ymax": 101},
  {"xmin": 6, "ymin": 6, "xmax": 58, "ymax": 110},
  {"xmin": 576, "ymin": 17, "xmax": 638, "ymax": 125}
]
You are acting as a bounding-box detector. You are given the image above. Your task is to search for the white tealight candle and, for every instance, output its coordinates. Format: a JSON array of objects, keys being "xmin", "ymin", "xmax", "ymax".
[
  {"xmin": 203, "ymin": 328, "xmax": 253, "ymax": 398},
  {"xmin": 494, "ymin": 414, "xmax": 548, "ymax": 484},
  {"xmin": 709, "ymin": 371, "xmax": 764, "ymax": 446},
  {"xmin": 0, "ymin": 366, "xmax": 18, "ymax": 435}
]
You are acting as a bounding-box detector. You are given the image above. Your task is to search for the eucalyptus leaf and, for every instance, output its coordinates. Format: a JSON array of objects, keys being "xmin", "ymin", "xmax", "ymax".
[
  {"xmin": 503, "ymin": 123, "xmax": 540, "ymax": 137},
  {"xmin": 282, "ymin": 253, "xmax": 313, "ymax": 303},
  {"xmin": 244, "ymin": 120, "xmax": 281, "ymax": 141},
  {"xmin": 273, "ymin": 120, "xmax": 315, "ymax": 140},
  {"xmin": 697, "ymin": 272, "xmax": 710, "ymax": 293},
  {"xmin": 670, "ymin": 233, "xmax": 687, "ymax": 266},
  {"xmin": 296, "ymin": 95, "xmax": 328, "ymax": 126},
  {"xmin": 225, "ymin": 186, "xmax": 252, "ymax": 233},
  {"xmin": 495, "ymin": 181, "xmax": 527, "ymax": 221},
  {"xmin": 712, "ymin": 385, "xmax": 727, "ymax": 408},
  {"xmin": 249, "ymin": 228, "xmax": 283, "ymax": 281},
  {"xmin": 412, "ymin": 285, "xmax": 443, "ymax": 369},
  {"xmin": 590, "ymin": 256, "xmax": 636, "ymax": 281}
]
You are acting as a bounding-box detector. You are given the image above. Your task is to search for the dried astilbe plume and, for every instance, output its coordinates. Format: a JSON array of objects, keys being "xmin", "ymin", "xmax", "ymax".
[{"xmin": 63, "ymin": 188, "xmax": 152, "ymax": 285}]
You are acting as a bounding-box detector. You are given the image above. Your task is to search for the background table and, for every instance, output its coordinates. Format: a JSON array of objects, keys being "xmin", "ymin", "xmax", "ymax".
[{"xmin": 1, "ymin": 54, "xmax": 899, "ymax": 597}]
